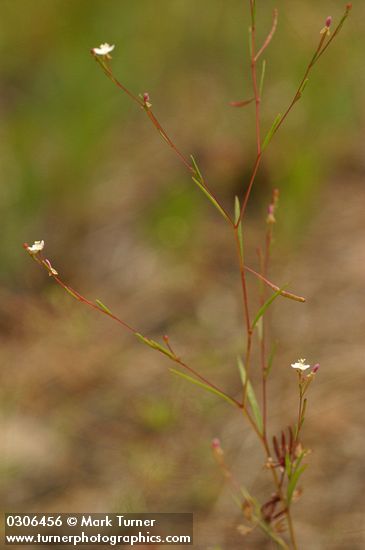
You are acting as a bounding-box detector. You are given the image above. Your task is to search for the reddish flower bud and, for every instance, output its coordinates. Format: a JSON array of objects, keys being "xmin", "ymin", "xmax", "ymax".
[
  {"xmin": 211, "ymin": 438, "xmax": 221, "ymax": 450},
  {"xmin": 312, "ymin": 363, "xmax": 320, "ymax": 374},
  {"xmin": 325, "ymin": 16, "xmax": 332, "ymax": 28},
  {"xmin": 142, "ymin": 92, "xmax": 152, "ymax": 108}
]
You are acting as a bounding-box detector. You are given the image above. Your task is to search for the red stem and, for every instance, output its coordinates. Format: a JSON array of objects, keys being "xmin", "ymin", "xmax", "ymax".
[{"xmin": 254, "ymin": 9, "xmax": 278, "ymax": 62}]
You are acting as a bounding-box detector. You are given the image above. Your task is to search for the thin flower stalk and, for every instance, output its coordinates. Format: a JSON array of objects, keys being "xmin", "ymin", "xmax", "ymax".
[
  {"xmin": 244, "ymin": 264, "xmax": 305, "ymax": 303},
  {"xmin": 23, "ymin": 243, "xmax": 242, "ymax": 410},
  {"xmin": 91, "ymin": 52, "xmax": 233, "ymax": 226},
  {"xmin": 237, "ymin": 3, "xmax": 352, "ymax": 225}
]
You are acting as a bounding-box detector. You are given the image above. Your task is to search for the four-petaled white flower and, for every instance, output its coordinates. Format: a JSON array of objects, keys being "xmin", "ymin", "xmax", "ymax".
[
  {"xmin": 27, "ymin": 240, "xmax": 44, "ymax": 254},
  {"xmin": 291, "ymin": 358, "xmax": 311, "ymax": 371},
  {"xmin": 92, "ymin": 43, "xmax": 115, "ymax": 56}
]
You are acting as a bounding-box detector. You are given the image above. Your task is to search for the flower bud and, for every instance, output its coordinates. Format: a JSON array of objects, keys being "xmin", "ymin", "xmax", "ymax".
[
  {"xmin": 143, "ymin": 92, "xmax": 152, "ymax": 108},
  {"xmin": 266, "ymin": 203, "xmax": 276, "ymax": 224},
  {"xmin": 211, "ymin": 438, "xmax": 224, "ymax": 456},
  {"xmin": 320, "ymin": 17, "xmax": 332, "ymax": 36}
]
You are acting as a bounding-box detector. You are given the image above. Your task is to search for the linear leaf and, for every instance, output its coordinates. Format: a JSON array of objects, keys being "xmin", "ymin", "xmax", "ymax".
[
  {"xmin": 259, "ymin": 59, "xmax": 266, "ymax": 97},
  {"xmin": 262, "ymin": 113, "xmax": 282, "ymax": 150},
  {"xmin": 248, "ymin": 26, "xmax": 253, "ymax": 58},
  {"xmin": 300, "ymin": 398, "xmax": 308, "ymax": 428},
  {"xmin": 251, "ymin": 285, "xmax": 287, "ymax": 330},
  {"xmin": 239, "ymin": 486, "xmax": 289, "ymax": 549},
  {"xmin": 191, "ymin": 155, "xmax": 228, "ymax": 221},
  {"xmin": 64, "ymin": 286, "xmax": 81, "ymax": 300},
  {"xmin": 170, "ymin": 368, "xmax": 237, "ymax": 407},
  {"xmin": 192, "ymin": 177, "xmax": 229, "ymax": 222},
  {"xmin": 230, "ymin": 98, "xmax": 255, "ymax": 108},
  {"xmin": 265, "ymin": 340, "xmax": 278, "ymax": 378},
  {"xmin": 287, "ymin": 464, "xmax": 307, "ymax": 505},
  {"xmin": 284, "ymin": 453, "xmax": 292, "ymax": 478},
  {"xmin": 135, "ymin": 333, "xmax": 175, "ymax": 359},
  {"xmin": 190, "ymin": 154, "xmax": 203, "ymax": 180},
  {"xmin": 234, "ymin": 196, "xmax": 243, "ymax": 256},
  {"xmin": 257, "ymin": 519, "xmax": 289, "ymax": 550},
  {"xmin": 95, "ymin": 299, "xmax": 113, "ymax": 315},
  {"xmin": 257, "ymin": 317, "xmax": 263, "ymax": 342},
  {"xmin": 287, "ymin": 451, "xmax": 306, "ymax": 504},
  {"xmin": 237, "ymin": 357, "xmax": 263, "ymax": 433}
]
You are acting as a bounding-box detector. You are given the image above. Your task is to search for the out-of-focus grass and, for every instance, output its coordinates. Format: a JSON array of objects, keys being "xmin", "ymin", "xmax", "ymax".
[{"xmin": 0, "ymin": 0, "xmax": 362, "ymax": 282}]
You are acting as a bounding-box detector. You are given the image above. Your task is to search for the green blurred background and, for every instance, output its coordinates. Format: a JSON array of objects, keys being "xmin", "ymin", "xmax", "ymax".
[{"xmin": 1, "ymin": 1, "xmax": 364, "ymax": 548}]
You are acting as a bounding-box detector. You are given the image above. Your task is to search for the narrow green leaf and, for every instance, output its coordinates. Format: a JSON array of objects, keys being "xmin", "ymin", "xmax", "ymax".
[
  {"xmin": 257, "ymin": 317, "xmax": 263, "ymax": 342},
  {"xmin": 262, "ymin": 113, "xmax": 282, "ymax": 150},
  {"xmin": 231, "ymin": 493, "xmax": 244, "ymax": 511},
  {"xmin": 95, "ymin": 299, "xmax": 113, "ymax": 315},
  {"xmin": 234, "ymin": 196, "xmax": 243, "ymax": 256},
  {"xmin": 294, "ymin": 451, "xmax": 306, "ymax": 470},
  {"xmin": 284, "ymin": 453, "xmax": 292, "ymax": 478},
  {"xmin": 257, "ymin": 519, "xmax": 289, "ymax": 550},
  {"xmin": 248, "ymin": 27, "xmax": 253, "ymax": 58},
  {"xmin": 265, "ymin": 340, "xmax": 278, "ymax": 379},
  {"xmin": 191, "ymin": 155, "xmax": 228, "ymax": 221},
  {"xmin": 170, "ymin": 368, "xmax": 237, "ymax": 407},
  {"xmin": 259, "ymin": 59, "xmax": 266, "ymax": 97},
  {"xmin": 234, "ymin": 195, "xmax": 240, "ymax": 225},
  {"xmin": 239, "ymin": 486, "xmax": 289, "ymax": 549},
  {"xmin": 135, "ymin": 333, "xmax": 175, "ymax": 360},
  {"xmin": 240, "ymin": 485, "xmax": 254, "ymax": 503},
  {"xmin": 300, "ymin": 398, "xmax": 308, "ymax": 428},
  {"xmin": 64, "ymin": 286, "xmax": 81, "ymax": 300},
  {"xmin": 192, "ymin": 177, "xmax": 229, "ymax": 222},
  {"xmin": 240, "ymin": 487, "xmax": 262, "ymax": 520},
  {"xmin": 294, "ymin": 422, "xmax": 299, "ymax": 441},
  {"xmin": 190, "ymin": 154, "xmax": 203, "ymax": 180},
  {"xmin": 251, "ymin": 285, "xmax": 287, "ymax": 330},
  {"xmin": 237, "ymin": 357, "xmax": 263, "ymax": 433},
  {"xmin": 287, "ymin": 464, "xmax": 307, "ymax": 505},
  {"xmin": 157, "ymin": 128, "xmax": 171, "ymax": 146},
  {"xmin": 287, "ymin": 451, "xmax": 306, "ymax": 504}
]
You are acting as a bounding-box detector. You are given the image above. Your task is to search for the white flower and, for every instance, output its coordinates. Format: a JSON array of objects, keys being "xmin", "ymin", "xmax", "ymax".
[
  {"xmin": 291, "ymin": 358, "xmax": 311, "ymax": 371},
  {"xmin": 27, "ymin": 240, "xmax": 44, "ymax": 254},
  {"xmin": 92, "ymin": 43, "xmax": 115, "ymax": 56}
]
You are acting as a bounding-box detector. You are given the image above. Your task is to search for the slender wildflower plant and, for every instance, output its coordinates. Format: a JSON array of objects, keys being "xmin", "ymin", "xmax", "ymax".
[{"xmin": 24, "ymin": 2, "xmax": 352, "ymax": 548}]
